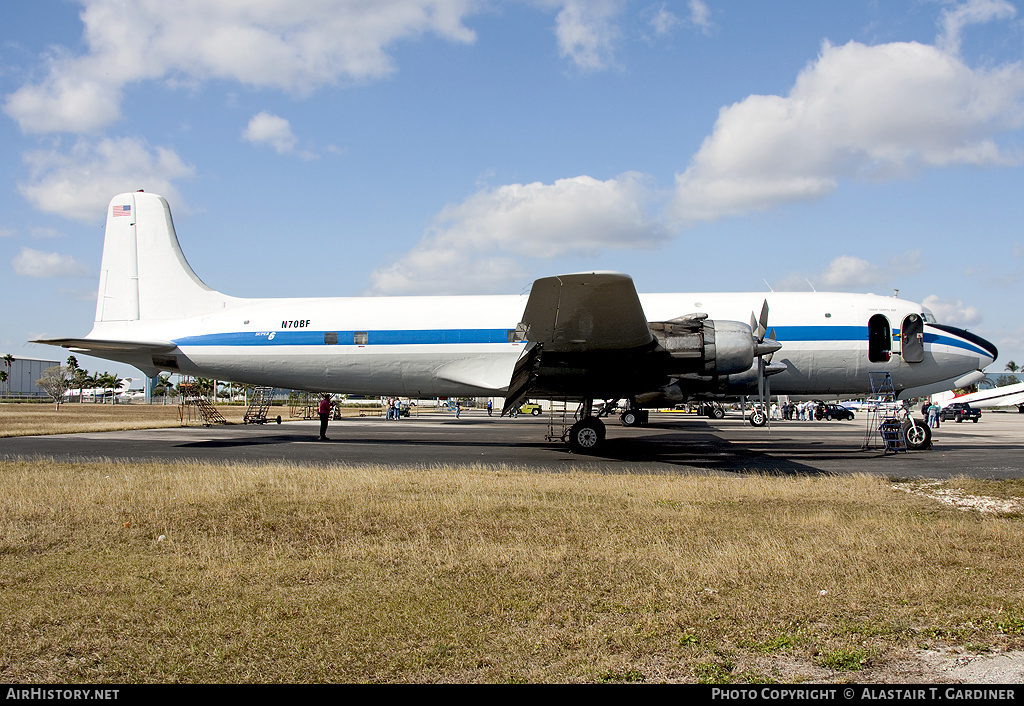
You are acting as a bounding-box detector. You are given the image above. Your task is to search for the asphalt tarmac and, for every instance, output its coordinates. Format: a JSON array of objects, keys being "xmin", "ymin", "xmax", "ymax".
[{"xmin": 2, "ymin": 409, "xmax": 1022, "ymax": 478}]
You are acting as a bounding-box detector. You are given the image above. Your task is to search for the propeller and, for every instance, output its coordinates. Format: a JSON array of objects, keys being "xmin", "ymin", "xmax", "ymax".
[{"xmin": 750, "ymin": 301, "xmax": 784, "ymax": 429}]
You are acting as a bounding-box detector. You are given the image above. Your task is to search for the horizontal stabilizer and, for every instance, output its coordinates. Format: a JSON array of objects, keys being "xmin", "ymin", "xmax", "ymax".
[{"xmin": 31, "ymin": 337, "xmax": 177, "ymax": 354}]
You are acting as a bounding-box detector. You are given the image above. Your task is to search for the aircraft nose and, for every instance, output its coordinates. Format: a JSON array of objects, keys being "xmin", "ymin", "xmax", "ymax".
[{"xmin": 927, "ymin": 323, "xmax": 998, "ymax": 365}]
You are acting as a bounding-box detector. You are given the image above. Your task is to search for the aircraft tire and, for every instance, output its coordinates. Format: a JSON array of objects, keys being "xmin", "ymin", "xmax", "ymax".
[
  {"xmin": 621, "ymin": 410, "xmax": 638, "ymax": 426},
  {"xmin": 568, "ymin": 418, "xmax": 605, "ymax": 454},
  {"xmin": 903, "ymin": 420, "xmax": 931, "ymax": 451},
  {"xmin": 711, "ymin": 407, "xmax": 725, "ymax": 420},
  {"xmin": 749, "ymin": 410, "xmax": 767, "ymax": 427}
]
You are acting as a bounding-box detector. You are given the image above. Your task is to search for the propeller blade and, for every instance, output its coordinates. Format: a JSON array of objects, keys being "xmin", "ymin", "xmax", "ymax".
[
  {"xmin": 765, "ymin": 329, "xmax": 777, "ymax": 363},
  {"xmin": 758, "ymin": 300, "xmax": 769, "ymax": 341}
]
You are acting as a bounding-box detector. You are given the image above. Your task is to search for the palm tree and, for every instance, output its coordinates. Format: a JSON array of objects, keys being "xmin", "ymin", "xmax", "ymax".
[
  {"xmin": 95, "ymin": 372, "xmax": 116, "ymax": 403},
  {"xmin": 71, "ymin": 367, "xmax": 89, "ymax": 402},
  {"xmin": 82, "ymin": 373, "xmax": 97, "ymax": 402},
  {"xmin": 0, "ymin": 369, "xmax": 7, "ymax": 398},
  {"xmin": 2, "ymin": 354, "xmax": 12, "ymax": 396},
  {"xmin": 1004, "ymin": 360, "xmax": 1020, "ymax": 386}
]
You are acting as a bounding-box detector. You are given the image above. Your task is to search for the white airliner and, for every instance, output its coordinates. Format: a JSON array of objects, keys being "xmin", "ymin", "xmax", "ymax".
[
  {"xmin": 62, "ymin": 377, "xmax": 135, "ymax": 402},
  {"xmin": 35, "ymin": 191, "xmax": 997, "ymax": 453},
  {"xmin": 933, "ymin": 380, "xmax": 1024, "ymax": 412}
]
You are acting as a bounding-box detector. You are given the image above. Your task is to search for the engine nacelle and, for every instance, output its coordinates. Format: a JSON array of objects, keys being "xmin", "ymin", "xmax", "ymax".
[{"xmin": 649, "ymin": 316, "xmax": 760, "ymax": 376}]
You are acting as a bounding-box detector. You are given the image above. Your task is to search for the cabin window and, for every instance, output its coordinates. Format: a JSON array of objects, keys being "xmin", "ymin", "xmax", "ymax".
[
  {"xmin": 353, "ymin": 331, "xmax": 368, "ymax": 345},
  {"xmin": 868, "ymin": 314, "xmax": 891, "ymax": 363},
  {"xmin": 324, "ymin": 332, "xmax": 338, "ymax": 345},
  {"xmin": 901, "ymin": 314, "xmax": 924, "ymax": 363}
]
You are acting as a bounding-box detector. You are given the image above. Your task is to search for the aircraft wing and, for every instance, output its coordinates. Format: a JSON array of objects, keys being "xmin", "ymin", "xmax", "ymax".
[
  {"xmin": 503, "ymin": 272, "xmax": 658, "ymax": 414},
  {"xmin": 31, "ymin": 337, "xmax": 177, "ymax": 354},
  {"xmin": 517, "ymin": 272, "xmax": 654, "ymax": 352}
]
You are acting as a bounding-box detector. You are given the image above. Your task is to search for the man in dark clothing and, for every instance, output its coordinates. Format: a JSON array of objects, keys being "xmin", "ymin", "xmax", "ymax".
[{"xmin": 318, "ymin": 394, "xmax": 332, "ymax": 440}]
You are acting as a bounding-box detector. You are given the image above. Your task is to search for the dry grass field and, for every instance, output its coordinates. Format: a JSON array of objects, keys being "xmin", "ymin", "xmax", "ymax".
[
  {"xmin": 0, "ymin": 401, "xmax": 405, "ymax": 438},
  {"xmin": 0, "ymin": 402, "xmax": 249, "ymax": 437},
  {"xmin": 1, "ymin": 458, "xmax": 1023, "ymax": 683}
]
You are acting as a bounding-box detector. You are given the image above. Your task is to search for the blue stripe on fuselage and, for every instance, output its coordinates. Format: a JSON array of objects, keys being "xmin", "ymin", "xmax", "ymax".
[
  {"xmin": 171, "ymin": 325, "xmax": 989, "ymax": 357},
  {"xmin": 174, "ymin": 329, "xmax": 513, "ymax": 346}
]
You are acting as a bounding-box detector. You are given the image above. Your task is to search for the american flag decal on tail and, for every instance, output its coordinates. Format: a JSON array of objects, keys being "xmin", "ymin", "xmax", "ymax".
[{"xmin": 112, "ymin": 204, "xmax": 131, "ymax": 217}]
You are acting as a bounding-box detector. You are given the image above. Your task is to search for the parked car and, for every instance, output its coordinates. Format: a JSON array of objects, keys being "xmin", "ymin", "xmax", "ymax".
[
  {"xmin": 939, "ymin": 402, "xmax": 981, "ymax": 423},
  {"xmin": 817, "ymin": 403, "xmax": 855, "ymax": 421}
]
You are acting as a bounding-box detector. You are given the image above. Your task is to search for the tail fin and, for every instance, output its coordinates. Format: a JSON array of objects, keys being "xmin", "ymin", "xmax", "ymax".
[{"xmin": 96, "ymin": 192, "xmax": 233, "ymax": 322}]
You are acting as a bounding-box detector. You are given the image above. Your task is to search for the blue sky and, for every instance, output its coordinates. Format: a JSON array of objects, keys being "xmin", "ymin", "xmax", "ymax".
[{"xmin": 2, "ymin": 0, "xmax": 1023, "ymax": 383}]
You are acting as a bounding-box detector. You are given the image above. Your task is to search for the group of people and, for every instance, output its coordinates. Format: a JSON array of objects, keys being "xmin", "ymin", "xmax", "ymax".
[
  {"xmin": 384, "ymin": 397, "xmax": 404, "ymax": 420},
  {"xmin": 774, "ymin": 400, "xmax": 825, "ymax": 420}
]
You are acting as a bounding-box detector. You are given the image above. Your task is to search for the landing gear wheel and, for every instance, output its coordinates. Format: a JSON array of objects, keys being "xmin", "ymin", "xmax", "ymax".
[
  {"xmin": 620, "ymin": 410, "xmax": 639, "ymax": 426},
  {"xmin": 749, "ymin": 409, "xmax": 768, "ymax": 427},
  {"xmin": 903, "ymin": 420, "xmax": 931, "ymax": 450},
  {"xmin": 568, "ymin": 417, "xmax": 606, "ymax": 454},
  {"xmin": 710, "ymin": 406, "xmax": 725, "ymax": 420}
]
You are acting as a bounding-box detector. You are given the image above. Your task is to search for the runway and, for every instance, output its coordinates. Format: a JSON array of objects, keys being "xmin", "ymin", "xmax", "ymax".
[{"xmin": 3, "ymin": 410, "xmax": 1022, "ymax": 478}]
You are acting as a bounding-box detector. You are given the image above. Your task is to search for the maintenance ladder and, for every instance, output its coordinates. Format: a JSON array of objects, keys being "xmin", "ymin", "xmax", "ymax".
[
  {"xmin": 244, "ymin": 386, "xmax": 275, "ymax": 424},
  {"xmin": 178, "ymin": 383, "xmax": 227, "ymax": 426},
  {"xmin": 862, "ymin": 372, "xmax": 906, "ymax": 453}
]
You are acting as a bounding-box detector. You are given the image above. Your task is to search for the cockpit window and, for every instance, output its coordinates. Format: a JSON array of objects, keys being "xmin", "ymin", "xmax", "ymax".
[{"xmin": 921, "ymin": 307, "xmax": 937, "ymax": 323}]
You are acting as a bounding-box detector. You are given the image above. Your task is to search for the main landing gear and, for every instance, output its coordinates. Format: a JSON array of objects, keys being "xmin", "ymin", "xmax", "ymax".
[
  {"xmin": 567, "ymin": 416, "xmax": 606, "ymax": 454},
  {"xmin": 564, "ymin": 398, "xmax": 645, "ymax": 454}
]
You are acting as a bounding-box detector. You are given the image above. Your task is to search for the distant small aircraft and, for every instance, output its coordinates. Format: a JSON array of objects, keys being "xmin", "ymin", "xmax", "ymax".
[
  {"xmin": 933, "ymin": 381, "xmax": 1024, "ymax": 413},
  {"xmin": 63, "ymin": 377, "xmax": 135, "ymax": 402},
  {"xmin": 35, "ymin": 191, "xmax": 997, "ymax": 453}
]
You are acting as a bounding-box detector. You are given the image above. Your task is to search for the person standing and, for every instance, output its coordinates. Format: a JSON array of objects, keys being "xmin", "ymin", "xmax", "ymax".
[{"xmin": 318, "ymin": 394, "xmax": 332, "ymax": 440}]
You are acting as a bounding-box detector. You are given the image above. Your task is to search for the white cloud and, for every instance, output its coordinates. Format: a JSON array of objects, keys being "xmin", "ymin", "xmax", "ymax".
[
  {"xmin": 922, "ymin": 294, "xmax": 983, "ymax": 327},
  {"xmin": 672, "ymin": 38, "xmax": 1024, "ymax": 223},
  {"xmin": 368, "ymin": 173, "xmax": 668, "ymax": 294},
  {"xmin": 818, "ymin": 255, "xmax": 891, "ymax": 289},
  {"xmin": 12, "ymin": 247, "xmax": 89, "ymax": 278},
  {"xmin": 18, "ymin": 137, "xmax": 195, "ymax": 222},
  {"xmin": 4, "ymin": 0, "xmax": 480, "ymax": 134},
  {"xmin": 644, "ymin": 4, "xmax": 681, "ymax": 37},
  {"xmin": 687, "ymin": 0, "xmax": 714, "ymax": 36},
  {"xmin": 776, "ymin": 251, "xmax": 923, "ymax": 291},
  {"xmin": 553, "ymin": 0, "xmax": 624, "ymax": 70},
  {"xmin": 242, "ymin": 112, "xmax": 298, "ymax": 155},
  {"xmin": 937, "ymin": 0, "xmax": 1016, "ymax": 54},
  {"xmin": 0, "ymin": 227, "xmax": 16, "ymax": 239}
]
